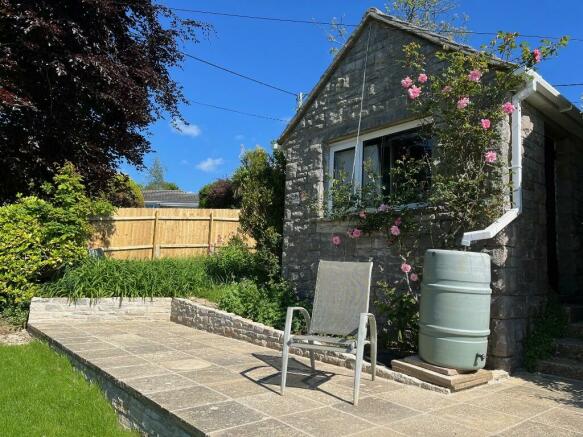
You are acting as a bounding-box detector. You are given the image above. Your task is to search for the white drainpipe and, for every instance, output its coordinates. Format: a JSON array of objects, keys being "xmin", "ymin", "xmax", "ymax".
[{"xmin": 461, "ymin": 79, "xmax": 537, "ymax": 246}]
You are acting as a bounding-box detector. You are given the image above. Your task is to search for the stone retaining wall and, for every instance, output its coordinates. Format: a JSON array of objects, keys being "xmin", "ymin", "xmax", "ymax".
[
  {"xmin": 28, "ymin": 297, "xmax": 172, "ymax": 324},
  {"xmin": 28, "ymin": 325, "xmax": 198, "ymax": 437},
  {"xmin": 170, "ymin": 298, "xmax": 452, "ymax": 393}
]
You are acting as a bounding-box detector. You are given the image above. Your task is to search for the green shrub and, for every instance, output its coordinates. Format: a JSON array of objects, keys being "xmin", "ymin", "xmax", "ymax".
[
  {"xmin": 103, "ymin": 174, "xmax": 144, "ymax": 207},
  {"xmin": 43, "ymin": 257, "xmax": 224, "ymax": 302},
  {"xmin": 375, "ymin": 281, "xmax": 419, "ymax": 353},
  {"xmin": 198, "ymin": 179, "xmax": 238, "ymax": 208},
  {"xmin": 204, "ymin": 237, "xmax": 279, "ymax": 283},
  {"xmin": 217, "ymin": 279, "xmax": 302, "ymax": 330},
  {"xmin": 232, "ymin": 147, "xmax": 285, "ymax": 258},
  {"xmin": 0, "ymin": 163, "xmax": 112, "ymax": 309},
  {"xmin": 1, "ymin": 302, "xmax": 29, "ymax": 327},
  {"xmin": 523, "ymin": 297, "xmax": 569, "ymax": 371}
]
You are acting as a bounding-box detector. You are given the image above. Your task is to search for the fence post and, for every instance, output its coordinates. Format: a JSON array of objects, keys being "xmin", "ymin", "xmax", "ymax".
[
  {"xmin": 151, "ymin": 209, "xmax": 160, "ymax": 259},
  {"xmin": 207, "ymin": 211, "xmax": 214, "ymax": 253}
]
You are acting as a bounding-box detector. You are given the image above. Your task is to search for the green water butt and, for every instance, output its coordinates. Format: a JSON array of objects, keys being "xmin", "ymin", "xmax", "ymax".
[{"xmin": 419, "ymin": 249, "xmax": 491, "ymax": 370}]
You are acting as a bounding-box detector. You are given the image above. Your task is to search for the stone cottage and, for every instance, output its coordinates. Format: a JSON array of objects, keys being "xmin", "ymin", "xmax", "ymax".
[{"xmin": 276, "ymin": 8, "xmax": 583, "ymax": 370}]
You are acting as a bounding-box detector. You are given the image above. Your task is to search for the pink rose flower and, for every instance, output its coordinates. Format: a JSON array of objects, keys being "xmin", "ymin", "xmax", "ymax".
[
  {"xmin": 390, "ymin": 225, "xmax": 400, "ymax": 236},
  {"xmin": 407, "ymin": 85, "xmax": 422, "ymax": 100},
  {"xmin": 533, "ymin": 48, "xmax": 542, "ymax": 63},
  {"xmin": 401, "ymin": 263, "xmax": 412, "ymax": 273},
  {"xmin": 502, "ymin": 102, "xmax": 515, "ymax": 114},
  {"xmin": 401, "ymin": 76, "xmax": 413, "ymax": 88},
  {"xmin": 331, "ymin": 235, "xmax": 341, "ymax": 246},
  {"xmin": 468, "ymin": 69, "xmax": 482, "ymax": 82},
  {"xmin": 484, "ymin": 150, "xmax": 497, "ymax": 163},
  {"xmin": 394, "ymin": 217, "xmax": 402, "ymax": 226},
  {"xmin": 441, "ymin": 85, "xmax": 452, "ymax": 94},
  {"xmin": 418, "ymin": 73, "xmax": 428, "ymax": 84},
  {"xmin": 480, "ymin": 119, "xmax": 491, "ymax": 129},
  {"xmin": 457, "ymin": 97, "xmax": 470, "ymax": 109},
  {"xmin": 410, "ymin": 273, "xmax": 419, "ymax": 282},
  {"xmin": 377, "ymin": 204, "xmax": 389, "ymax": 212},
  {"xmin": 359, "ymin": 210, "xmax": 367, "ymax": 219},
  {"xmin": 347, "ymin": 228, "xmax": 362, "ymax": 239}
]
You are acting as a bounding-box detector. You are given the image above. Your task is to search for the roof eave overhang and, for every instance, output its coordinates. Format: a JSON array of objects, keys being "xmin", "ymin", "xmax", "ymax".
[{"xmin": 523, "ymin": 70, "xmax": 583, "ymax": 141}]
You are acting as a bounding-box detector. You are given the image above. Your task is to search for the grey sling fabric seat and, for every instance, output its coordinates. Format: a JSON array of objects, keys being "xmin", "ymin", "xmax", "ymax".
[{"xmin": 280, "ymin": 260, "xmax": 377, "ymax": 406}]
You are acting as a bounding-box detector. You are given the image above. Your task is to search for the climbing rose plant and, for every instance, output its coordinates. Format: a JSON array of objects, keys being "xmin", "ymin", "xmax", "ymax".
[{"xmin": 326, "ymin": 33, "xmax": 568, "ymax": 351}]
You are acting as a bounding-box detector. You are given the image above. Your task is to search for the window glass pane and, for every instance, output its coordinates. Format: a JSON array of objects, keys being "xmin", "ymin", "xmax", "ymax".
[
  {"xmin": 390, "ymin": 130, "xmax": 432, "ymax": 165},
  {"xmin": 361, "ymin": 128, "xmax": 432, "ymax": 198},
  {"xmin": 333, "ymin": 147, "xmax": 355, "ymax": 183}
]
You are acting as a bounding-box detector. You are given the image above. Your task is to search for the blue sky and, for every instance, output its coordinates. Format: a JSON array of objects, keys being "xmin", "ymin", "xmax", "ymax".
[{"xmin": 121, "ymin": 0, "xmax": 583, "ymax": 193}]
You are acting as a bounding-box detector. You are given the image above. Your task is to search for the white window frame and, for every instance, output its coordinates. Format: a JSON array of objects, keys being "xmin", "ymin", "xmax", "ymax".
[{"xmin": 327, "ymin": 119, "xmax": 429, "ymax": 210}]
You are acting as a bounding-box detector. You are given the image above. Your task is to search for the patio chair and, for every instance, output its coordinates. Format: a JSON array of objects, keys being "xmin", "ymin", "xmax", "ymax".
[{"xmin": 280, "ymin": 260, "xmax": 376, "ymax": 406}]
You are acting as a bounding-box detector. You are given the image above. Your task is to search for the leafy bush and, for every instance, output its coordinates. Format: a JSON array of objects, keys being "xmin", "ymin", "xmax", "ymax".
[
  {"xmin": 43, "ymin": 257, "xmax": 223, "ymax": 302},
  {"xmin": 217, "ymin": 279, "xmax": 301, "ymax": 329},
  {"xmin": 232, "ymin": 147, "xmax": 285, "ymax": 258},
  {"xmin": 103, "ymin": 174, "xmax": 144, "ymax": 207},
  {"xmin": 375, "ymin": 281, "xmax": 419, "ymax": 353},
  {"xmin": 0, "ymin": 163, "xmax": 112, "ymax": 309},
  {"xmin": 1, "ymin": 302, "xmax": 29, "ymax": 327},
  {"xmin": 198, "ymin": 179, "xmax": 238, "ymax": 208},
  {"xmin": 204, "ymin": 237, "xmax": 279, "ymax": 284},
  {"xmin": 523, "ymin": 297, "xmax": 568, "ymax": 371}
]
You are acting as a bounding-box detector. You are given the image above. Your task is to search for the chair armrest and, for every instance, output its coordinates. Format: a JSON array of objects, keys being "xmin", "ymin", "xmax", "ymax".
[
  {"xmin": 283, "ymin": 307, "xmax": 311, "ymax": 340},
  {"xmin": 358, "ymin": 313, "xmax": 377, "ymax": 342}
]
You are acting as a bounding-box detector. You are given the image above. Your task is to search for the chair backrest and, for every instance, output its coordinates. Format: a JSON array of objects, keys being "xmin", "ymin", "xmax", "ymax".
[{"xmin": 308, "ymin": 260, "xmax": 373, "ymax": 337}]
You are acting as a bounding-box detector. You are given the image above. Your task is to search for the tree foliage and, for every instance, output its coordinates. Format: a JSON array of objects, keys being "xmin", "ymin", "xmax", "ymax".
[
  {"xmin": 198, "ymin": 179, "xmax": 238, "ymax": 209},
  {"xmin": 326, "ymin": 0, "xmax": 468, "ymax": 55},
  {"xmin": 0, "ymin": 0, "xmax": 208, "ymax": 201},
  {"xmin": 232, "ymin": 147, "xmax": 286, "ymax": 258},
  {"xmin": 103, "ymin": 174, "xmax": 144, "ymax": 208},
  {"xmin": 0, "ymin": 163, "xmax": 113, "ymax": 308},
  {"xmin": 143, "ymin": 157, "xmax": 180, "ymax": 191},
  {"xmin": 385, "ymin": 0, "xmax": 469, "ymax": 39}
]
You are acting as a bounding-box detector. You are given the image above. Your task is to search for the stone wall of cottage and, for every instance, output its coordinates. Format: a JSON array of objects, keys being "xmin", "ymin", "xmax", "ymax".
[
  {"xmin": 280, "ymin": 19, "xmax": 582, "ymax": 371},
  {"xmin": 282, "ymin": 19, "xmax": 445, "ymax": 296},
  {"xmin": 487, "ymin": 103, "xmax": 550, "ymax": 369}
]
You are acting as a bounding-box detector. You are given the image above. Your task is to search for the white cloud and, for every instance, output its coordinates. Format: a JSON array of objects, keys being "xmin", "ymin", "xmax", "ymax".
[
  {"xmin": 234, "ymin": 134, "xmax": 245, "ymax": 141},
  {"xmin": 180, "ymin": 159, "xmax": 189, "ymax": 165},
  {"xmin": 195, "ymin": 157, "xmax": 224, "ymax": 172},
  {"xmin": 239, "ymin": 143, "xmax": 246, "ymax": 158},
  {"xmin": 171, "ymin": 120, "xmax": 201, "ymax": 137}
]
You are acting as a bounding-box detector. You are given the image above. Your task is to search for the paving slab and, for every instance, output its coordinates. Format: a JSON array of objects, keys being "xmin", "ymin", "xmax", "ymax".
[
  {"xmin": 28, "ymin": 320, "xmax": 583, "ymax": 436},
  {"xmin": 331, "ymin": 396, "xmax": 420, "ymax": 426}
]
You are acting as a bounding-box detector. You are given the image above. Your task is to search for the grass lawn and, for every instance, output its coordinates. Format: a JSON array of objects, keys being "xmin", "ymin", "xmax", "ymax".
[{"xmin": 0, "ymin": 341, "xmax": 137, "ymax": 437}]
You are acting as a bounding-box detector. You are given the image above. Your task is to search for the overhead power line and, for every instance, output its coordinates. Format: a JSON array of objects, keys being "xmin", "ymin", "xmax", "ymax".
[
  {"xmin": 167, "ymin": 7, "xmax": 583, "ymax": 42},
  {"xmin": 190, "ymin": 100, "xmax": 287, "ymax": 122},
  {"xmin": 553, "ymin": 83, "xmax": 583, "ymax": 87},
  {"xmin": 182, "ymin": 52, "xmax": 297, "ymax": 96}
]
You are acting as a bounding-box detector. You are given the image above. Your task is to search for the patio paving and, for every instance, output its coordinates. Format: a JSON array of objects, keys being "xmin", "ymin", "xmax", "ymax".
[{"xmin": 29, "ymin": 320, "xmax": 583, "ymax": 436}]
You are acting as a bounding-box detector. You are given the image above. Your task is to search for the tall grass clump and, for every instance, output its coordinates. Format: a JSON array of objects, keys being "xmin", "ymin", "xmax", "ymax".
[{"xmin": 43, "ymin": 257, "xmax": 223, "ymax": 302}]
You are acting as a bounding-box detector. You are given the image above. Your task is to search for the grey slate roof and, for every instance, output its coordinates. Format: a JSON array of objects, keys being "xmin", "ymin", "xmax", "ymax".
[
  {"xmin": 276, "ymin": 8, "xmax": 512, "ymax": 145},
  {"xmin": 142, "ymin": 190, "xmax": 199, "ymax": 207}
]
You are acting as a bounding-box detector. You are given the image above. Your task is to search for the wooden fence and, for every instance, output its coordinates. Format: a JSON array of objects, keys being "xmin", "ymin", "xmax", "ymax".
[{"xmin": 90, "ymin": 208, "xmax": 252, "ymax": 260}]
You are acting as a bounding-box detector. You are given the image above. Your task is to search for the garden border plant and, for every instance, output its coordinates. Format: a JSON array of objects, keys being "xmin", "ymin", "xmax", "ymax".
[
  {"xmin": 325, "ymin": 33, "xmax": 569, "ymax": 352},
  {"xmin": 0, "ymin": 163, "xmax": 113, "ymax": 326}
]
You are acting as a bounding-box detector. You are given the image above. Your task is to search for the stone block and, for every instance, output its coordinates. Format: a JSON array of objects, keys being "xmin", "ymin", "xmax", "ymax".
[{"xmin": 391, "ymin": 358, "xmax": 492, "ymax": 391}]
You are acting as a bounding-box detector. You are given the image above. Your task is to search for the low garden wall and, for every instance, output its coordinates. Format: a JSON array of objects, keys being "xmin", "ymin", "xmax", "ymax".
[
  {"xmin": 29, "ymin": 297, "xmax": 507, "ymax": 393},
  {"xmin": 28, "ymin": 297, "xmax": 172, "ymax": 324},
  {"xmin": 170, "ymin": 298, "xmax": 451, "ymax": 393}
]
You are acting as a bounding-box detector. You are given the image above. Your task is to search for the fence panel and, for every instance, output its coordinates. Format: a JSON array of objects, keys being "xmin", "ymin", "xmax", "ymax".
[{"xmin": 90, "ymin": 208, "xmax": 250, "ymax": 259}]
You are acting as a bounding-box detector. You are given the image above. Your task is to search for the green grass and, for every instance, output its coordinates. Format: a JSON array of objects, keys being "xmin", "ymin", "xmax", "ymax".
[
  {"xmin": 42, "ymin": 257, "xmax": 225, "ymax": 302},
  {"xmin": 0, "ymin": 341, "xmax": 137, "ymax": 437}
]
